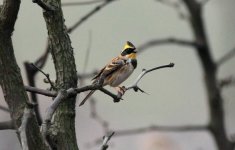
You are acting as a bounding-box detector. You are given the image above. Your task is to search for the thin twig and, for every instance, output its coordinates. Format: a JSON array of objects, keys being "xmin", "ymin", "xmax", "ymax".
[
  {"xmin": 217, "ymin": 47, "xmax": 235, "ymax": 67},
  {"xmin": 0, "ymin": 120, "xmax": 14, "ymax": 130},
  {"xmin": 62, "ymin": 0, "xmax": 106, "ymax": 7},
  {"xmin": 126, "ymin": 63, "xmax": 174, "ymax": 91},
  {"xmin": 219, "ymin": 76, "xmax": 235, "ymax": 88},
  {"xmin": 100, "ymin": 132, "xmax": 115, "ymax": 150},
  {"xmin": 0, "ymin": 105, "xmax": 10, "ymax": 113},
  {"xmin": 67, "ymin": 0, "xmax": 117, "ymax": 33},
  {"xmin": 30, "ymin": 63, "xmax": 55, "ymax": 89},
  {"xmin": 138, "ymin": 38, "xmax": 198, "ymax": 53}
]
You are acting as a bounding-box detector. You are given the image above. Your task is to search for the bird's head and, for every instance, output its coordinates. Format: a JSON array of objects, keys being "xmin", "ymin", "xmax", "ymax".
[{"xmin": 120, "ymin": 41, "xmax": 137, "ymax": 59}]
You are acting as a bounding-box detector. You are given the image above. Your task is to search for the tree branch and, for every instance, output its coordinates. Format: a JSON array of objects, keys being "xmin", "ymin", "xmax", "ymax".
[
  {"xmin": 18, "ymin": 107, "xmax": 33, "ymax": 150},
  {"xmin": 217, "ymin": 47, "xmax": 235, "ymax": 67},
  {"xmin": 30, "ymin": 63, "xmax": 55, "ymax": 89},
  {"xmin": 0, "ymin": 120, "xmax": 14, "ymax": 130},
  {"xmin": 89, "ymin": 124, "xmax": 208, "ymax": 147},
  {"xmin": 25, "ymin": 86, "xmax": 57, "ymax": 97},
  {"xmin": 137, "ymin": 38, "xmax": 199, "ymax": 53},
  {"xmin": 24, "ymin": 44, "xmax": 50, "ymax": 125},
  {"xmin": 32, "ymin": 0, "xmax": 55, "ymax": 11},
  {"xmin": 219, "ymin": 76, "xmax": 235, "ymax": 88},
  {"xmin": 67, "ymin": 0, "xmax": 117, "ymax": 33},
  {"xmin": 100, "ymin": 132, "xmax": 115, "ymax": 150},
  {"xmin": 126, "ymin": 63, "xmax": 174, "ymax": 91},
  {"xmin": 41, "ymin": 90, "xmax": 68, "ymax": 149},
  {"xmin": 25, "ymin": 63, "xmax": 174, "ymax": 103}
]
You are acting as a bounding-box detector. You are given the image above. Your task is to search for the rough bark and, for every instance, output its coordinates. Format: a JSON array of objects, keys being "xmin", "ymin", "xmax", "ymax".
[
  {"xmin": 182, "ymin": 0, "xmax": 234, "ymax": 149},
  {"xmin": 0, "ymin": 0, "xmax": 47, "ymax": 149},
  {"xmin": 42, "ymin": 0, "xmax": 78, "ymax": 149}
]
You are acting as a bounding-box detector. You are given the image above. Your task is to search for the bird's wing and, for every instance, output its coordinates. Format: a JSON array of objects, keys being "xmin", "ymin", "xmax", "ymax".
[{"xmin": 92, "ymin": 56, "xmax": 127, "ymax": 81}]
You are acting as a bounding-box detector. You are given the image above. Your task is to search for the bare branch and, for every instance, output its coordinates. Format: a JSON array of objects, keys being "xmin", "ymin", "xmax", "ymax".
[
  {"xmin": 32, "ymin": 0, "xmax": 55, "ymax": 11},
  {"xmin": 138, "ymin": 38, "xmax": 198, "ymax": 53},
  {"xmin": 62, "ymin": 0, "xmax": 106, "ymax": 7},
  {"xmin": 126, "ymin": 63, "xmax": 174, "ymax": 91},
  {"xmin": 219, "ymin": 76, "xmax": 235, "ymax": 88},
  {"xmin": 89, "ymin": 124, "xmax": 208, "ymax": 147},
  {"xmin": 34, "ymin": 42, "xmax": 50, "ymax": 69},
  {"xmin": 41, "ymin": 90, "xmax": 68, "ymax": 149},
  {"xmin": 0, "ymin": 105, "xmax": 10, "ymax": 113},
  {"xmin": 217, "ymin": 47, "xmax": 235, "ymax": 67},
  {"xmin": 24, "ymin": 43, "xmax": 50, "ymax": 125},
  {"xmin": 25, "ymin": 63, "xmax": 174, "ymax": 103},
  {"xmin": 19, "ymin": 108, "xmax": 33, "ymax": 150},
  {"xmin": 67, "ymin": 0, "xmax": 117, "ymax": 33},
  {"xmin": 25, "ymin": 86, "xmax": 57, "ymax": 97},
  {"xmin": 0, "ymin": 120, "xmax": 14, "ymax": 130},
  {"xmin": 30, "ymin": 63, "xmax": 56, "ymax": 89},
  {"xmin": 100, "ymin": 132, "xmax": 115, "ymax": 150}
]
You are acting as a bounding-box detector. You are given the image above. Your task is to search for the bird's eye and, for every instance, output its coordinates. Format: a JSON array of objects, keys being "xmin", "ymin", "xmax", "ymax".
[
  {"xmin": 121, "ymin": 48, "xmax": 135, "ymax": 56},
  {"xmin": 125, "ymin": 48, "xmax": 133, "ymax": 54}
]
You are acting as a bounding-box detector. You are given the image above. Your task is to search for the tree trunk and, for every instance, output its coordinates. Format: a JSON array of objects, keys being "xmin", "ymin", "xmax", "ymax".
[
  {"xmin": 182, "ymin": 0, "xmax": 234, "ymax": 149},
  {"xmin": 0, "ymin": 0, "xmax": 47, "ymax": 149},
  {"xmin": 42, "ymin": 0, "xmax": 79, "ymax": 149}
]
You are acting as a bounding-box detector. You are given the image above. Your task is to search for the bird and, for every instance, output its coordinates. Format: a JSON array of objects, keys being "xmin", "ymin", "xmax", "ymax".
[{"xmin": 79, "ymin": 41, "xmax": 137, "ymax": 106}]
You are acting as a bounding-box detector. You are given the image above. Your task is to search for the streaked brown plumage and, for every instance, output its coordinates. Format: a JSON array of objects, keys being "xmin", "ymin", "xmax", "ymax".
[{"xmin": 79, "ymin": 41, "xmax": 137, "ymax": 106}]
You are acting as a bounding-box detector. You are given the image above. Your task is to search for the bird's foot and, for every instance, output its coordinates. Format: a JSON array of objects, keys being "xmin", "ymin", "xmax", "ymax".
[{"xmin": 115, "ymin": 86, "xmax": 126, "ymax": 98}]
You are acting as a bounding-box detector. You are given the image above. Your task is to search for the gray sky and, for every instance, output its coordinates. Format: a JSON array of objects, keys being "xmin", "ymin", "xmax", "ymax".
[{"xmin": 0, "ymin": 0, "xmax": 235, "ymax": 150}]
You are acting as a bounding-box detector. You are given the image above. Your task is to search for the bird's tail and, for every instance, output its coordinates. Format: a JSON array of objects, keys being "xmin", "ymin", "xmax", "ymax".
[{"xmin": 79, "ymin": 90, "xmax": 96, "ymax": 106}]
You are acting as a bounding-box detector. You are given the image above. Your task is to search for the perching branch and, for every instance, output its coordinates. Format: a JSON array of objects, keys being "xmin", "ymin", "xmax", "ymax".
[
  {"xmin": 100, "ymin": 132, "xmax": 115, "ymax": 150},
  {"xmin": 25, "ymin": 63, "xmax": 174, "ymax": 103},
  {"xmin": 126, "ymin": 63, "xmax": 174, "ymax": 92},
  {"xmin": 217, "ymin": 47, "xmax": 235, "ymax": 67},
  {"xmin": 0, "ymin": 120, "xmax": 14, "ymax": 130},
  {"xmin": 67, "ymin": 0, "xmax": 117, "ymax": 33},
  {"xmin": 137, "ymin": 38, "xmax": 199, "ymax": 53}
]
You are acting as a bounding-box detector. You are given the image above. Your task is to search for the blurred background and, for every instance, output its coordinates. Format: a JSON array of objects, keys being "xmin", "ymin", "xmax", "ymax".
[{"xmin": 0, "ymin": 0, "xmax": 235, "ymax": 149}]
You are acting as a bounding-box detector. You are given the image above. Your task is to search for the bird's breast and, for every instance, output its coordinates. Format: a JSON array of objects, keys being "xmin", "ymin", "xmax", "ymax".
[{"xmin": 107, "ymin": 63, "xmax": 134, "ymax": 87}]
